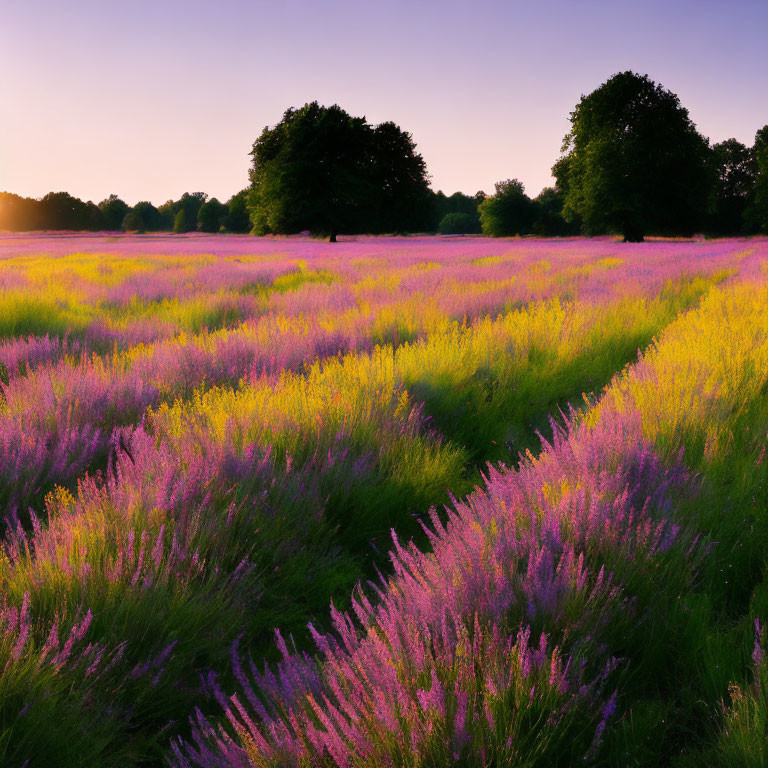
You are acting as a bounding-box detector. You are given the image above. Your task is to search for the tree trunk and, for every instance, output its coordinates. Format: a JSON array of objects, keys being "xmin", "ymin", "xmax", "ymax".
[{"xmin": 329, "ymin": 231, "xmax": 337, "ymax": 243}]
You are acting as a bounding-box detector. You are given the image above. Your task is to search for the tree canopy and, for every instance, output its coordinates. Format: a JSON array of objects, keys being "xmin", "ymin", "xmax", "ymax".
[
  {"xmin": 532, "ymin": 187, "xmax": 579, "ymax": 236},
  {"xmin": 0, "ymin": 192, "xmax": 42, "ymax": 231},
  {"xmin": 438, "ymin": 212, "xmax": 478, "ymax": 235},
  {"xmin": 745, "ymin": 125, "xmax": 768, "ymax": 234},
  {"xmin": 37, "ymin": 192, "xmax": 100, "ymax": 231},
  {"xmin": 479, "ymin": 179, "xmax": 536, "ymax": 237},
  {"xmin": 0, "ymin": 190, "xmax": 259, "ymax": 235},
  {"xmin": 122, "ymin": 209, "xmax": 146, "ymax": 233},
  {"xmin": 223, "ymin": 189, "xmax": 251, "ymax": 233},
  {"xmin": 173, "ymin": 209, "xmax": 188, "ymax": 234},
  {"xmin": 708, "ymin": 139, "xmax": 756, "ymax": 234},
  {"xmin": 368, "ymin": 121, "xmax": 432, "ymax": 233},
  {"xmin": 129, "ymin": 201, "xmax": 164, "ymax": 232},
  {"xmin": 248, "ymin": 102, "xmax": 431, "ymax": 241},
  {"xmin": 98, "ymin": 195, "xmax": 130, "ymax": 231},
  {"xmin": 160, "ymin": 192, "xmax": 207, "ymax": 233},
  {"xmin": 431, "ymin": 191, "xmax": 484, "ymax": 233},
  {"xmin": 554, "ymin": 71, "xmax": 713, "ymax": 241},
  {"xmin": 197, "ymin": 198, "xmax": 228, "ymax": 233}
]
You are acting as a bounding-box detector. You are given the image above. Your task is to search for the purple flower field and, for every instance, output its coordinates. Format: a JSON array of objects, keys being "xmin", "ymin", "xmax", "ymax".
[{"xmin": 0, "ymin": 233, "xmax": 766, "ymax": 767}]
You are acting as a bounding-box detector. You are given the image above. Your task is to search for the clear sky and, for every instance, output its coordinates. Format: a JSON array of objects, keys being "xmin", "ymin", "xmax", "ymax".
[{"xmin": 1, "ymin": 0, "xmax": 766, "ymax": 206}]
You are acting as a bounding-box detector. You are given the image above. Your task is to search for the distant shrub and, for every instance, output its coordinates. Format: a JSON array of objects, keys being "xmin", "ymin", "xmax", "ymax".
[
  {"xmin": 197, "ymin": 198, "xmax": 228, "ymax": 233},
  {"xmin": 128, "ymin": 201, "xmax": 165, "ymax": 232},
  {"xmin": 223, "ymin": 189, "xmax": 251, "ymax": 233},
  {"xmin": 173, "ymin": 209, "xmax": 187, "ymax": 234},
  {"xmin": 122, "ymin": 210, "xmax": 145, "ymax": 233},
  {"xmin": 98, "ymin": 195, "xmax": 130, "ymax": 231},
  {"xmin": 438, "ymin": 212, "xmax": 480, "ymax": 234},
  {"xmin": 480, "ymin": 179, "xmax": 536, "ymax": 236}
]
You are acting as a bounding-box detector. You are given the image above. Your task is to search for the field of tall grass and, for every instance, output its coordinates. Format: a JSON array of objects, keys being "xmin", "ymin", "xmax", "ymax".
[{"xmin": 0, "ymin": 232, "xmax": 766, "ymax": 767}]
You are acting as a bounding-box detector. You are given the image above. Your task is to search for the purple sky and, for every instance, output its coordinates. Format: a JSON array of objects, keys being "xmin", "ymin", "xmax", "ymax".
[{"xmin": 2, "ymin": 0, "xmax": 766, "ymax": 206}]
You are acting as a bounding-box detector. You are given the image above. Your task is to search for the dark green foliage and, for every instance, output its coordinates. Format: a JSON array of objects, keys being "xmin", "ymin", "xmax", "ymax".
[
  {"xmin": 197, "ymin": 198, "xmax": 228, "ymax": 233},
  {"xmin": 98, "ymin": 194, "xmax": 130, "ymax": 231},
  {"xmin": 248, "ymin": 103, "xmax": 374, "ymax": 240},
  {"xmin": 708, "ymin": 139, "xmax": 757, "ymax": 235},
  {"xmin": 369, "ymin": 121, "xmax": 432, "ymax": 233},
  {"xmin": 173, "ymin": 209, "xmax": 188, "ymax": 234},
  {"xmin": 532, "ymin": 187, "xmax": 579, "ymax": 236},
  {"xmin": 479, "ymin": 179, "xmax": 536, "ymax": 236},
  {"xmin": 223, "ymin": 189, "xmax": 251, "ymax": 233},
  {"xmin": 248, "ymin": 102, "xmax": 431, "ymax": 240},
  {"xmin": 1, "ymin": 192, "xmax": 161, "ymax": 234},
  {"xmin": 431, "ymin": 190, "xmax": 484, "ymax": 232},
  {"xmin": 554, "ymin": 71, "xmax": 713, "ymax": 241},
  {"xmin": 745, "ymin": 125, "xmax": 768, "ymax": 233},
  {"xmin": 85, "ymin": 201, "xmax": 103, "ymax": 230},
  {"xmin": 121, "ymin": 209, "xmax": 145, "ymax": 233},
  {"xmin": 130, "ymin": 201, "xmax": 165, "ymax": 232},
  {"xmin": 160, "ymin": 192, "xmax": 207, "ymax": 233},
  {"xmin": 37, "ymin": 192, "xmax": 82, "ymax": 230},
  {"xmin": 33, "ymin": 192, "xmax": 104, "ymax": 231},
  {"xmin": 438, "ymin": 212, "xmax": 479, "ymax": 234}
]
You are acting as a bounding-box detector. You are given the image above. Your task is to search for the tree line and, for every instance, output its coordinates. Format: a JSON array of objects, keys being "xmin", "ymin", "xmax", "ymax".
[
  {"xmin": 2, "ymin": 71, "xmax": 767, "ymax": 241},
  {"xmin": 0, "ymin": 189, "xmax": 252, "ymax": 234}
]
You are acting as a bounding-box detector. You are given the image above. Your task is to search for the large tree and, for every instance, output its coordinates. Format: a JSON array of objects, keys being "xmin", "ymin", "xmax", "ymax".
[
  {"xmin": 554, "ymin": 71, "xmax": 713, "ymax": 241},
  {"xmin": 248, "ymin": 102, "xmax": 431, "ymax": 241}
]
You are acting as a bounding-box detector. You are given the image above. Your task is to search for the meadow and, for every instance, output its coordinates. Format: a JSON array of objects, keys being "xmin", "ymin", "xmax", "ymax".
[{"xmin": 0, "ymin": 232, "xmax": 766, "ymax": 767}]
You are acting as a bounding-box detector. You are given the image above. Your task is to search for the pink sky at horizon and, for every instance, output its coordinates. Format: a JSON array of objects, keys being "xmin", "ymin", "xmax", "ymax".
[{"xmin": 1, "ymin": 0, "xmax": 766, "ymax": 207}]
